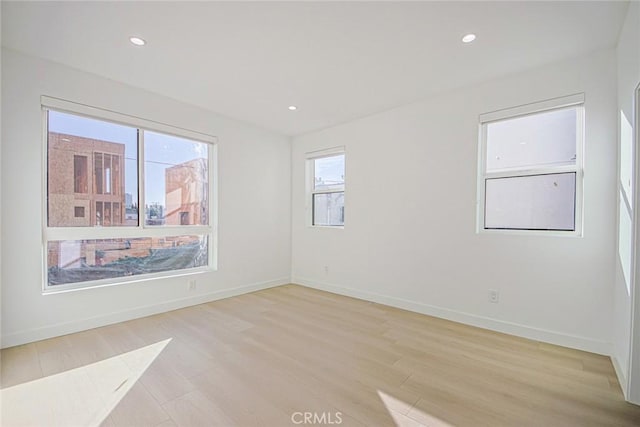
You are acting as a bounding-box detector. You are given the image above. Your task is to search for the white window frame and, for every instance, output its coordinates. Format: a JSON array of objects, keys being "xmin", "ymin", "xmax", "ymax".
[
  {"xmin": 41, "ymin": 96, "xmax": 218, "ymax": 293},
  {"xmin": 477, "ymin": 93, "xmax": 585, "ymax": 236},
  {"xmin": 306, "ymin": 146, "xmax": 346, "ymax": 228}
]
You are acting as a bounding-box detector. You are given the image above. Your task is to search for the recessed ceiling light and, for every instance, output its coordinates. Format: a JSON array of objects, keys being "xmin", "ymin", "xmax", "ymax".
[
  {"xmin": 129, "ymin": 37, "xmax": 146, "ymax": 46},
  {"xmin": 288, "ymin": 105, "xmax": 297, "ymax": 111},
  {"xmin": 462, "ymin": 34, "xmax": 476, "ymax": 43}
]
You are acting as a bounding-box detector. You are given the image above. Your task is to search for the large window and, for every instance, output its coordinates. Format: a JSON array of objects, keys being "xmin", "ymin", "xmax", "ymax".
[
  {"xmin": 44, "ymin": 97, "xmax": 216, "ymax": 291},
  {"xmin": 478, "ymin": 94, "xmax": 584, "ymax": 234},
  {"xmin": 307, "ymin": 148, "xmax": 345, "ymax": 227}
]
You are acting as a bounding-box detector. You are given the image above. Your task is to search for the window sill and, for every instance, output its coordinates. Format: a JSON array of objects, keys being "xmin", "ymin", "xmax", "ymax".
[
  {"xmin": 477, "ymin": 228, "xmax": 582, "ymax": 238},
  {"xmin": 308, "ymin": 225, "xmax": 345, "ymax": 230}
]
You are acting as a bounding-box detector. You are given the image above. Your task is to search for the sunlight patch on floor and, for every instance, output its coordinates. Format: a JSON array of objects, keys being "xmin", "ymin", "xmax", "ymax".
[
  {"xmin": 1, "ymin": 338, "xmax": 171, "ymax": 427},
  {"xmin": 377, "ymin": 390, "xmax": 453, "ymax": 427}
]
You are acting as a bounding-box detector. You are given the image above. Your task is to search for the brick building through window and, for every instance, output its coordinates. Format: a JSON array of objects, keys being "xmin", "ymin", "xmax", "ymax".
[{"xmin": 48, "ymin": 132, "xmax": 126, "ymax": 227}]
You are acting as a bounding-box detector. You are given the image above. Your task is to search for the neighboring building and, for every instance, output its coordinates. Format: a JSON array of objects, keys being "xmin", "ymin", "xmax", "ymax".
[
  {"xmin": 48, "ymin": 132, "xmax": 126, "ymax": 268},
  {"xmin": 125, "ymin": 192, "xmax": 133, "ymax": 208},
  {"xmin": 125, "ymin": 207, "xmax": 139, "ymax": 225},
  {"xmin": 164, "ymin": 158, "xmax": 208, "ymax": 225},
  {"xmin": 145, "ymin": 202, "xmax": 165, "ymax": 225},
  {"xmin": 48, "ymin": 132, "xmax": 126, "ymax": 227}
]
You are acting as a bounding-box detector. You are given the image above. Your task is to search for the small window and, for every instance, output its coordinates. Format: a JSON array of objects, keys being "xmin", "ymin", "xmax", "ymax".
[
  {"xmin": 73, "ymin": 155, "xmax": 88, "ymax": 193},
  {"xmin": 74, "ymin": 206, "xmax": 85, "ymax": 217},
  {"xmin": 95, "ymin": 201, "xmax": 103, "ymax": 226},
  {"xmin": 94, "ymin": 152, "xmax": 104, "ymax": 195},
  {"xmin": 113, "ymin": 202, "xmax": 121, "ymax": 225},
  {"xmin": 180, "ymin": 212, "xmax": 190, "ymax": 225},
  {"xmin": 478, "ymin": 94, "xmax": 584, "ymax": 234},
  {"xmin": 307, "ymin": 148, "xmax": 345, "ymax": 227}
]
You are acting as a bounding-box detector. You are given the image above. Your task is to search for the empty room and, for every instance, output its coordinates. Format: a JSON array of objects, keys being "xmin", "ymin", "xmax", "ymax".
[{"xmin": 2, "ymin": 1, "xmax": 640, "ymax": 426}]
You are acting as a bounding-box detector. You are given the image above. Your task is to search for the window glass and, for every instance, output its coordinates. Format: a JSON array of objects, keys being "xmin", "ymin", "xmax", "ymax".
[
  {"xmin": 47, "ymin": 235, "xmax": 208, "ymax": 286},
  {"xmin": 620, "ymin": 112, "xmax": 633, "ymax": 206},
  {"xmin": 486, "ymin": 107, "xmax": 577, "ymax": 172},
  {"xmin": 47, "ymin": 111, "xmax": 138, "ymax": 227},
  {"xmin": 313, "ymin": 192, "xmax": 345, "ymax": 226},
  {"xmin": 485, "ymin": 172, "xmax": 576, "ymax": 231},
  {"xmin": 619, "ymin": 194, "xmax": 633, "ymax": 290},
  {"xmin": 314, "ymin": 155, "xmax": 345, "ymax": 191},
  {"xmin": 618, "ymin": 110, "xmax": 634, "ymax": 294},
  {"xmin": 144, "ymin": 131, "xmax": 209, "ymax": 226}
]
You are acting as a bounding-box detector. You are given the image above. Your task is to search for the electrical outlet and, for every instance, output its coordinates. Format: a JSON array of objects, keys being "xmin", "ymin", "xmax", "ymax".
[
  {"xmin": 488, "ymin": 289, "xmax": 499, "ymax": 303},
  {"xmin": 188, "ymin": 279, "xmax": 197, "ymax": 291},
  {"xmin": 324, "ymin": 265, "xmax": 329, "ymax": 275}
]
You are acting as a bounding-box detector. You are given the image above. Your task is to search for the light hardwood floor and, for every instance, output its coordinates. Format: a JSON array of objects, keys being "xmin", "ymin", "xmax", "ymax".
[{"xmin": 2, "ymin": 284, "xmax": 640, "ymax": 426}]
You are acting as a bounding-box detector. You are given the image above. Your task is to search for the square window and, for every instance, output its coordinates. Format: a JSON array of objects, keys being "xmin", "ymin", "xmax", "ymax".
[
  {"xmin": 478, "ymin": 95, "xmax": 583, "ymax": 234},
  {"xmin": 74, "ymin": 206, "xmax": 85, "ymax": 218}
]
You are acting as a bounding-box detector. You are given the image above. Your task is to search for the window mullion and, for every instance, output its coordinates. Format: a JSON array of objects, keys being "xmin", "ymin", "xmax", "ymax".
[
  {"xmin": 138, "ymin": 129, "xmax": 146, "ymax": 230},
  {"xmin": 311, "ymin": 188, "xmax": 345, "ymax": 195},
  {"xmin": 484, "ymin": 165, "xmax": 578, "ymax": 180}
]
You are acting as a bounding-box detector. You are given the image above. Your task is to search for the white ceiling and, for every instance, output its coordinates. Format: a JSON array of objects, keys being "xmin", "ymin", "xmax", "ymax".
[{"xmin": 1, "ymin": 1, "xmax": 629, "ymax": 136}]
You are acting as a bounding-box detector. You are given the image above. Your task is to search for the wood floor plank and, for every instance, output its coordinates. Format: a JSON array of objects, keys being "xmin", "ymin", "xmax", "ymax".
[
  {"xmin": 36, "ymin": 336, "xmax": 85, "ymax": 377},
  {"xmin": 190, "ymin": 363, "xmax": 295, "ymax": 426},
  {"xmin": 139, "ymin": 356, "xmax": 197, "ymax": 405},
  {"xmin": 97, "ymin": 322, "xmax": 149, "ymax": 355},
  {"xmin": 101, "ymin": 382, "xmax": 171, "ymax": 427},
  {"xmin": 0, "ymin": 343, "xmax": 42, "ymax": 388},
  {"xmin": 161, "ymin": 390, "xmax": 237, "ymax": 427}
]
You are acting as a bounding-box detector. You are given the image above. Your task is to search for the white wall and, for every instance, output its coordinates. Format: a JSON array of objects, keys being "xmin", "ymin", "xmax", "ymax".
[
  {"xmin": 292, "ymin": 49, "xmax": 618, "ymax": 355},
  {"xmin": 613, "ymin": 0, "xmax": 640, "ymax": 402},
  {"xmin": 0, "ymin": 48, "xmax": 292, "ymax": 348}
]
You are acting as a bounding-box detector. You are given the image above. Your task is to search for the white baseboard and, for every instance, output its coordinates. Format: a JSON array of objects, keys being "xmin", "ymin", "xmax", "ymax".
[
  {"xmin": 293, "ymin": 277, "xmax": 612, "ymax": 356},
  {"xmin": 611, "ymin": 354, "xmax": 629, "ymax": 399},
  {"xmin": 1, "ymin": 277, "xmax": 289, "ymax": 348}
]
